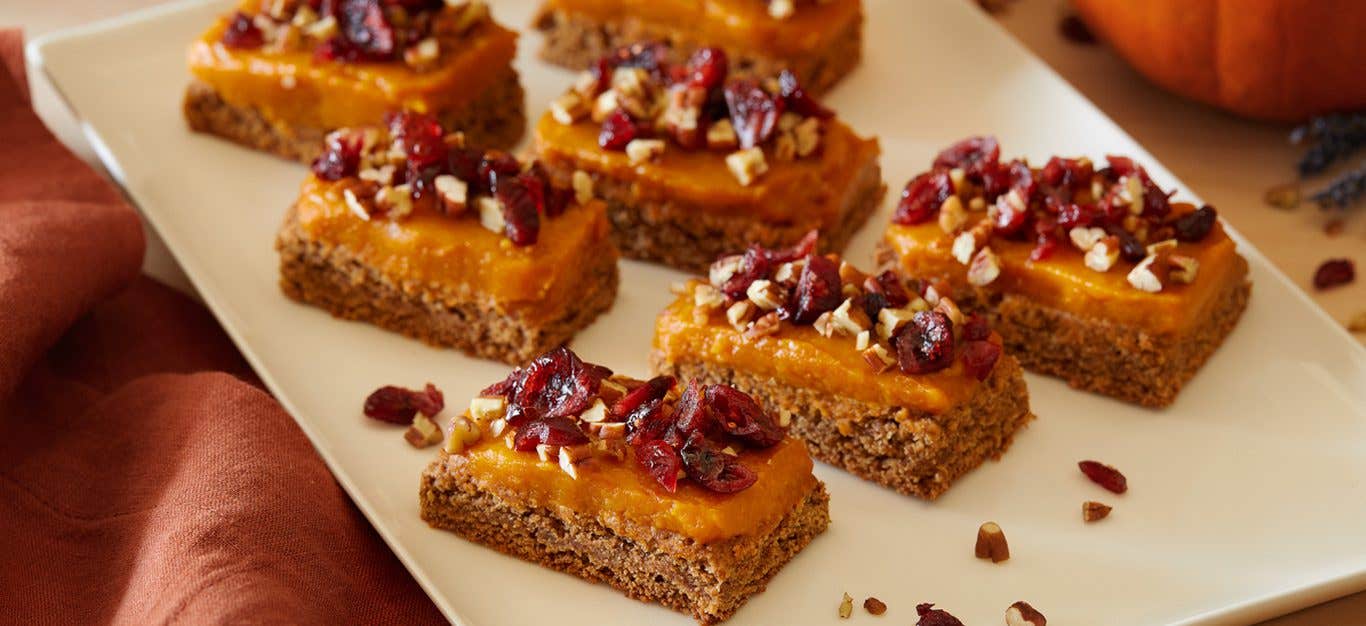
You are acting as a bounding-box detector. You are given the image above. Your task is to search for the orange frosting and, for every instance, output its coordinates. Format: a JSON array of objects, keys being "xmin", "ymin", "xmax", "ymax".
[
  {"xmin": 653, "ymin": 286, "xmax": 986, "ymax": 413},
  {"xmin": 540, "ymin": 0, "xmax": 862, "ymax": 57},
  {"xmin": 292, "ymin": 175, "xmax": 613, "ymax": 323},
  {"xmin": 187, "ymin": 6, "xmax": 517, "ymax": 133},
  {"xmin": 882, "ymin": 204, "xmax": 1248, "ymax": 335},
  {"xmin": 455, "ymin": 429, "xmax": 816, "ymax": 544},
  {"xmin": 534, "ymin": 112, "xmax": 880, "ymax": 224}
]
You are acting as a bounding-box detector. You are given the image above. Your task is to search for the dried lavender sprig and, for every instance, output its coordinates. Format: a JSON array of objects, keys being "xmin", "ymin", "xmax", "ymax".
[
  {"xmin": 1310, "ymin": 161, "xmax": 1366, "ymax": 210},
  {"xmin": 1293, "ymin": 112, "xmax": 1366, "ymax": 177}
]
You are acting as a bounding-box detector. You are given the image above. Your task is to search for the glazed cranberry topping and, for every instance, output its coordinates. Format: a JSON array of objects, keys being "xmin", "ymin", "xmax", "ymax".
[
  {"xmin": 512, "ymin": 415, "xmax": 590, "ymax": 451},
  {"xmin": 312, "ymin": 131, "xmax": 364, "ymax": 180},
  {"xmin": 1313, "ymin": 258, "xmax": 1355, "ymax": 290},
  {"xmin": 865, "ymin": 270, "xmax": 911, "ymax": 308},
  {"xmin": 362, "ymin": 383, "xmax": 443, "ymax": 424},
  {"xmin": 338, "ymin": 0, "xmax": 397, "ymax": 60},
  {"xmin": 678, "ymin": 432, "xmax": 759, "ymax": 493},
  {"xmin": 725, "ymin": 80, "xmax": 784, "ymax": 149},
  {"xmin": 961, "ymin": 314, "xmax": 992, "ymax": 341},
  {"xmin": 788, "ymin": 254, "xmax": 843, "ymax": 323},
  {"xmin": 501, "ymin": 347, "xmax": 611, "ymax": 425},
  {"xmin": 706, "ymin": 384, "xmax": 784, "ymax": 448},
  {"xmin": 1173, "ymin": 204, "xmax": 1217, "ymax": 242},
  {"xmin": 960, "ymin": 340, "xmax": 1002, "ymax": 381},
  {"xmin": 670, "ymin": 380, "xmax": 719, "ymax": 443},
  {"xmin": 685, "ymin": 47, "xmax": 729, "ymax": 90},
  {"xmin": 598, "ymin": 109, "xmax": 643, "ymax": 151},
  {"xmin": 933, "ymin": 136, "xmax": 1000, "ymax": 180},
  {"xmin": 635, "ymin": 439, "xmax": 683, "ymax": 492},
  {"xmin": 891, "ymin": 170, "xmax": 954, "ymax": 225},
  {"xmin": 221, "ymin": 11, "xmax": 265, "ymax": 49},
  {"xmin": 915, "ymin": 603, "xmax": 965, "ymax": 626},
  {"xmin": 778, "ymin": 69, "xmax": 832, "ymax": 119},
  {"xmin": 388, "ymin": 110, "xmax": 447, "ymax": 169},
  {"xmin": 894, "ymin": 311, "xmax": 956, "ymax": 375}
]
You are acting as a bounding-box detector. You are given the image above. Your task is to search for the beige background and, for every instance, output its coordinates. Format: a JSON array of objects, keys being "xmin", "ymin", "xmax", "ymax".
[{"xmin": 5, "ymin": 0, "xmax": 1364, "ymax": 623}]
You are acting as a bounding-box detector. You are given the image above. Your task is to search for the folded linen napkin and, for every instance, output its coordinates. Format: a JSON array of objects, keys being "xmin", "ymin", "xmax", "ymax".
[{"xmin": 0, "ymin": 29, "xmax": 444, "ymax": 625}]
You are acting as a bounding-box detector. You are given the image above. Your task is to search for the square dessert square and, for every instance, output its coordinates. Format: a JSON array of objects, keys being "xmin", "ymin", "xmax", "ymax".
[
  {"xmin": 533, "ymin": 0, "xmax": 864, "ymax": 96},
  {"xmin": 420, "ymin": 347, "xmax": 829, "ymax": 625},
  {"xmin": 534, "ymin": 44, "xmax": 883, "ymax": 273},
  {"xmin": 185, "ymin": 0, "xmax": 524, "ymax": 163},
  {"xmin": 651, "ymin": 236, "xmax": 1033, "ymax": 499},
  {"xmin": 880, "ymin": 137, "xmax": 1251, "ymax": 407},
  {"xmin": 276, "ymin": 112, "xmax": 617, "ymax": 365}
]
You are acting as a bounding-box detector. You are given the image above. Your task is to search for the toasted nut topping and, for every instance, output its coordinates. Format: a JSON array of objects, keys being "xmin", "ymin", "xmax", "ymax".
[
  {"xmin": 433, "ymin": 175, "xmax": 467, "ymax": 214},
  {"xmin": 611, "ymin": 67, "xmax": 655, "ymax": 118},
  {"xmin": 794, "ymin": 118, "xmax": 822, "ymax": 157},
  {"xmin": 726, "ymin": 300, "xmax": 756, "ymax": 329},
  {"xmin": 838, "ymin": 260, "xmax": 867, "ymax": 286},
  {"xmin": 358, "ymin": 164, "xmax": 395, "ymax": 185},
  {"xmin": 863, "ymin": 597, "xmax": 887, "ymax": 616},
  {"xmin": 773, "ymin": 259, "xmax": 806, "ymax": 283},
  {"xmin": 449, "ymin": 0, "xmax": 489, "ymax": 31},
  {"xmin": 862, "ymin": 343, "xmax": 896, "ymax": 372},
  {"xmin": 625, "ymin": 138, "xmax": 666, "ymax": 165},
  {"xmin": 1127, "ymin": 254, "xmax": 1165, "ymax": 292},
  {"xmin": 488, "ymin": 417, "xmax": 508, "ymax": 438},
  {"xmin": 933, "ymin": 297, "xmax": 964, "ymax": 328},
  {"xmin": 855, "ymin": 330, "xmax": 871, "ymax": 351},
  {"xmin": 1146, "ymin": 238, "xmax": 1178, "ymax": 255},
  {"xmin": 949, "ymin": 167, "xmax": 967, "ymax": 191},
  {"xmin": 838, "ymin": 592, "xmax": 854, "ymax": 619},
  {"xmin": 1083, "ymin": 236, "xmax": 1120, "ymax": 272},
  {"xmin": 468, "ymin": 396, "xmax": 506, "ymax": 422},
  {"xmin": 1068, "ymin": 226, "xmax": 1106, "ymax": 252},
  {"xmin": 405, "ymin": 414, "xmax": 444, "ymax": 448},
  {"xmin": 831, "ymin": 298, "xmax": 872, "ymax": 335},
  {"xmin": 476, "ymin": 196, "xmax": 504, "ymax": 234},
  {"xmin": 550, "ymin": 91, "xmax": 589, "ymax": 125},
  {"xmin": 570, "ymin": 170, "xmax": 595, "ymax": 205},
  {"xmin": 303, "ymin": 13, "xmax": 338, "ymax": 38},
  {"xmin": 1005, "ymin": 600, "xmax": 1047, "ymax": 626},
  {"xmin": 938, "ymin": 195, "xmax": 969, "ymax": 233},
  {"xmin": 374, "ymin": 184, "xmax": 414, "ymax": 218},
  {"xmin": 1082, "ymin": 501, "xmax": 1112, "ymax": 523},
  {"xmin": 967, "ymin": 247, "xmax": 1002, "ymax": 287},
  {"xmin": 590, "ymin": 421, "xmax": 626, "ymax": 440},
  {"xmin": 726, "ymin": 147, "xmax": 768, "ymax": 186},
  {"xmin": 404, "ymin": 37, "xmax": 439, "ymax": 68},
  {"xmin": 598, "ymin": 379, "xmax": 628, "ymax": 405},
  {"xmin": 579, "ymin": 398, "xmax": 608, "ymax": 423},
  {"xmin": 536, "ymin": 444, "xmax": 560, "ymax": 462},
  {"xmin": 746, "ymin": 279, "xmax": 786, "ymax": 310},
  {"xmin": 877, "ymin": 306, "xmax": 915, "ymax": 340},
  {"xmin": 778, "ymin": 409, "xmax": 793, "ymax": 427},
  {"xmin": 693, "ymin": 283, "xmax": 725, "ymax": 311},
  {"xmin": 559, "ymin": 444, "xmax": 591, "ymax": 479},
  {"xmin": 590, "ymin": 90, "xmax": 619, "ymax": 122},
  {"xmin": 721, "ymin": 445, "xmax": 739, "ymax": 456},
  {"xmin": 975, "ymin": 521, "xmax": 1010, "ymax": 563},
  {"xmin": 710, "ymin": 254, "xmax": 741, "ymax": 286},
  {"xmin": 744, "ymin": 312, "xmax": 781, "ymax": 340},
  {"xmin": 342, "ymin": 188, "xmax": 370, "ymax": 221},
  {"xmin": 813, "ymin": 311, "xmax": 838, "ymax": 338},
  {"xmin": 1347, "ymin": 311, "xmax": 1366, "ymax": 333},
  {"xmin": 444, "ymin": 416, "xmax": 481, "ymax": 452},
  {"xmin": 1125, "ymin": 175, "xmax": 1145, "ymax": 214},
  {"xmin": 773, "ymin": 132, "xmax": 797, "ymax": 162},
  {"xmin": 952, "ymin": 230, "xmax": 979, "ymax": 265},
  {"xmin": 706, "ymin": 118, "xmax": 739, "ymax": 151},
  {"xmin": 1167, "ymin": 254, "xmax": 1199, "ymax": 284}
]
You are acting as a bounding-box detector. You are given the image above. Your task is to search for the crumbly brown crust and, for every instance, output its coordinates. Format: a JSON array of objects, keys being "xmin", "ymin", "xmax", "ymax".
[
  {"xmin": 275, "ymin": 208, "xmax": 618, "ymax": 365},
  {"xmin": 652, "ymin": 352, "xmax": 1033, "ymax": 500},
  {"xmin": 183, "ymin": 67, "xmax": 526, "ymax": 163},
  {"xmin": 419, "ymin": 455, "xmax": 830, "ymax": 625},
  {"xmin": 543, "ymin": 157, "xmax": 884, "ymax": 274},
  {"xmin": 532, "ymin": 6, "xmax": 862, "ymax": 96}
]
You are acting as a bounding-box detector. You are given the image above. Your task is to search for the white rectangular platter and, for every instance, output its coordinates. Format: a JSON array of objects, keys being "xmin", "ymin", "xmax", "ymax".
[{"xmin": 30, "ymin": 1, "xmax": 1366, "ymax": 624}]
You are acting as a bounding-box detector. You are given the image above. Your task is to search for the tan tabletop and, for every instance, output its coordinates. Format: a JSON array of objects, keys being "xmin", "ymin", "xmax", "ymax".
[{"xmin": 6, "ymin": 0, "xmax": 1363, "ymax": 623}]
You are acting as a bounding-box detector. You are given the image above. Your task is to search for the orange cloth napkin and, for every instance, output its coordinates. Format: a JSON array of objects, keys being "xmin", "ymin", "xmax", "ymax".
[{"xmin": 0, "ymin": 29, "xmax": 444, "ymax": 624}]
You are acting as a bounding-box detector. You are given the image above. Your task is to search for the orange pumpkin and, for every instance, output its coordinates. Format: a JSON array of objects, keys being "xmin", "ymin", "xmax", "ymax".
[{"xmin": 1071, "ymin": 0, "xmax": 1366, "ymax": 122}]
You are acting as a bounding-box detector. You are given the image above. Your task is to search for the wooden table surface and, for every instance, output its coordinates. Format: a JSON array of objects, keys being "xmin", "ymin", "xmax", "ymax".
[{"xmin": 6, "ymin": 0, "xmax": 1363, "ymax": 623}]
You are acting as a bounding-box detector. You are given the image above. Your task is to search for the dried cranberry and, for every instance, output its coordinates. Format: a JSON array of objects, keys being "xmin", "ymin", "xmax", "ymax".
[
  {"xmin": 789, "ymin": 254, "xmax": 843, "ymax": 323},
  {"xmin": 720, "ymin": 245, "xmax": 773, "ymax": 299},
  {"xmin": 1054, "ymin": 201, "xmax": 1096, "ymax": 230},
  {"xmin": 1104, "ymin": 155, "xmax": 1139, "ymax": 179},
  {"xmin": 865, "ymin": 270, "xmax": 911, "ymax": 308},
  {"xmin": 635, "ymin": 440, "xmax": 682, "ymax": 492},
  {"xmin": 1141, "ymin": 178, "xmax": 1173, "ymax": 219},
  {"xmin": 855, "ymin": 292, "xmax": 889, "ymax": 323},
  {"xmin": 1007, "ymin": 159, "xmax": 1037, "ymax": 200},
  {"xmin": 480, "ymin": 368, "xmax": 522, "ymax": 398},
  {"xmin": 513, "ymin": 416, "xmax": 589, "ymax": 451},
  {"xmin": 706, "ymin": 384, "xmax": 784, "ymax": 448},
  {"xmin": 338, "ymin": 0, "xmax": 396, "ymax": 60},
  {"xmin": 671, "ymin": 380, "xmax": 719, "ymax": 441},
  {"xmin": 221, "ymin": 11, "xmax": 265, "ymax": 49},
  {"xmin": 767, "ymin": 230, "xmax": 820, "ymax": 264},
  {"xmin": 960, "ymin": 340, "xmax": 1001, "ymax": 381},
  {"xmin": 387, "ymin": 111, "xmax": 447, "ymax": 169},
  {"xmin": 507, "ymin": 347, "xmax": 610, "ymax": 424},
  {"xmin": 1041, "ymin": 156, "xmax": 1093, "ymax": 190},
  {"xmin": 934, "ymin": 136, "xmax": 1000, "ymax": 180},
  {"xmin": 588, "ymin": 58, "xmax": 614, "ymax": 95},
  {"xmin": 962, "ymin": 314, "xmax": 991, "ymax": 341},
  {"xmin": 1172, "ymin": 204, "xmax": 1217, "ymax": 242},
  {"xmin": 895, "ymin": 311, "xmax": 956, "ymax": 375},
  {"xmin": 598, "ymin": 109, "xmax": 642, "ymax": 151},
  {"xmin": 777, "ymin": 70, "xmax": 832, "ymax": 119},
  {"xmin": 1313, "ymin": 258, "xmax": 1355, "ymax": 290},
  {"xmin": 991, "ymin": 195, "xmax": 1029, "ymax": 237},
  {"xmin": 685, "ymin": 47, "xmax": 728, "ymax": 90},
  {"xmin": 609, "ymin": 41, "xmax": 669, "ymax": 79},
  {"xmin": 362, "ymin": 383, "xmax": 443, "ymax": 424},
  {"xmin": 891, "ymin": 170, "xmax": 954, "ymax": 225},
  {"xmin": 915, "ymin": 603, "xmax": 965, "ymax": 626},
  {"xmin": 725, "ymin": 80, "xmax": 783, "ymax": 149},
  {"xmin": 446, "ymin": 146, "xmax": 483, "ymax": 188},
  {"xmin": 1108, "ymin": 227, "xmax": 1147, "ymax": 262},
  {"xmin": 494, "ymin": 174, "xmax": 542, "ymax": 246},
  {"xmin": 679, "ymin": 433, "xmax": 758, "ymax": 493},
  {"xmin": 1029, "ymin": 235, "xmax": 1059, "ymax": 261},
  {"xmin": 1078, "ymin": 460, "xmax": 1128, "ymax": 494},
  {"xmin": 311, "ymin": 132, "xmax": 363, "ymax": 180},
  {"xmin": 613, "ymin": 375, "xmax": 676, "ymax": 420},
  {"xmin": 478, "ymin": 151, "xmax": 521, "ymax": 192}
]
